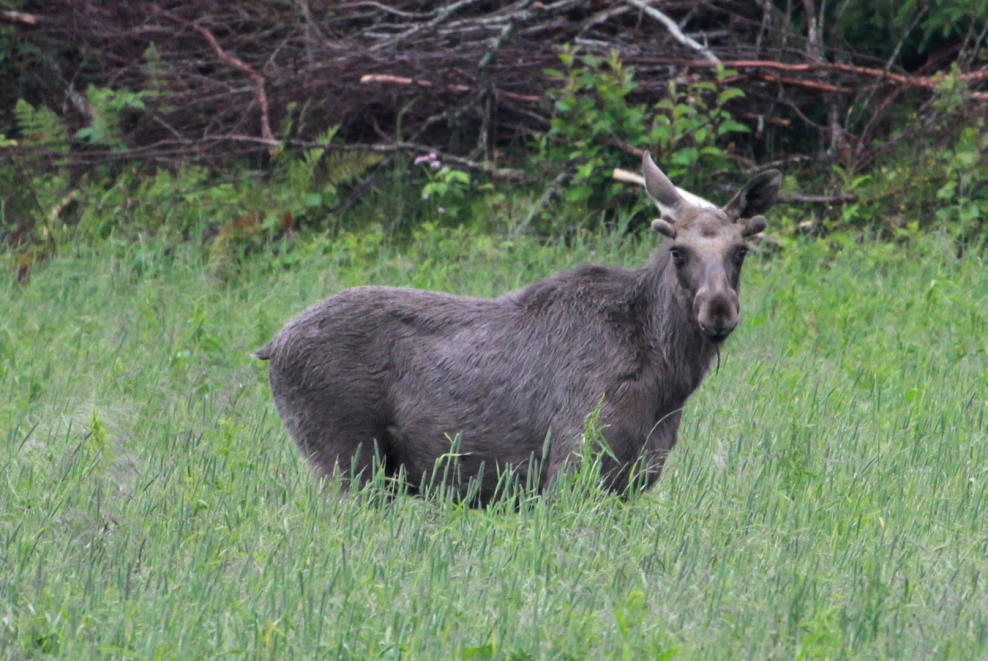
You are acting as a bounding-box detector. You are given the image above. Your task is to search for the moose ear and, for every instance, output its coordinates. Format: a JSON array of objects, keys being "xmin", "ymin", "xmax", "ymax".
[
  {"xmin": 739, "ymin": 215, "xmax": 767, "ymax": 237},
  {"xmin": 650, "ymin": 218, "xmax": 677, "ymax": 238},
  {"xmin": 724, "ymin": 169, "xmax": 782, "ymax": 220},
  {"xmin": 642, "ymin": 152, "xmax": 684, "ymax": 220}
]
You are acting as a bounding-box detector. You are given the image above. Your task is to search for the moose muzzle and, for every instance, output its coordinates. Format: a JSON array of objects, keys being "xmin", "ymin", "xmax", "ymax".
[{"xmin": 693, "ymin": 272, "xmax": 739, "ymax": 343}]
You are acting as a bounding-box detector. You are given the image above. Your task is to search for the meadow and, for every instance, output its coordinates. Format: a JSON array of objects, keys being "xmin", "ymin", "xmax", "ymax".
[{"xmin": 1, "ymin": 226, "xmax": 986, "ymax": 659}]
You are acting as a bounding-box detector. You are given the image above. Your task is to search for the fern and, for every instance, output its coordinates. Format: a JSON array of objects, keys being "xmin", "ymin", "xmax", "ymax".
[
  {"xmin": 304, "ymin": 125, "xmax": 339, "ymax": 169},
  {"xmin": 14, "ymin": 99, "xmax": 68, "ymax": 152},
  {"xmin": 143, "ymin": 44, "xmax": 176, "ymax": 113},
  {"xmin": 322, "ymin": 151, "xmax": 383, "ymax": 188},
  {"xmin": 278, "ymin": 125, "xmax": 381, "ymax": 200},
  {"xmin": 74, "ymin": 85, "xmax": 158, "ymax": 146}
]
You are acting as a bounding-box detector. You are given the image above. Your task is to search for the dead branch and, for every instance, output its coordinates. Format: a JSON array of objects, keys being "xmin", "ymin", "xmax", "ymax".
[
  {"xmin": 670, "ymin": 58, "xmax": 988, "ymax": 100},
  {"xmin": 153, "ymin": 6, "xmax": 276, "ymax": 146},
  {"xmin": 8, "ymin": 0, "xmax": 986, "ymax": 176},
  {"xmin": 0, "ymin": 10, "xmax": 40, "ymax": 25},
  {"xmin": 359, "ymin": 74, "xmax": 540, "ymax": 102},
  {"xmin": 624, "ymin": 0, "xmax": 719, "ymax": 62}
]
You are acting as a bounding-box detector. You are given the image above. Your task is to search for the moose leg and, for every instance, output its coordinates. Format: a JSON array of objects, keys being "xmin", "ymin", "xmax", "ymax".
[
  {"xmin": 276, "ymin": 399, "xmax": 392, "ymax": 489},
  {"xmin": 541, "ymin": 417, "xmax": 670, "ymax": 495},
  {"xmin": 540, "ymin": 426, "xmax": 585, "ymax": 492},
  {"xmin": 637, "ymin": 409, "xmax": 684, "ymax": 489}
]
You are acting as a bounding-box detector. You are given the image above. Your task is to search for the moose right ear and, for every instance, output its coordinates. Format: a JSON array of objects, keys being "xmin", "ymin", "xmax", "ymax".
[
  {"xmin": 650, "ymin": 218, "xmax": 677, "ymax": 238},
  {"xmin": 643, "ymin": 152, "xmax": 684, "ymax": 220},
  {"xmin": 724, "ymin": 169, "xmax": 782, "ymax": 220}
]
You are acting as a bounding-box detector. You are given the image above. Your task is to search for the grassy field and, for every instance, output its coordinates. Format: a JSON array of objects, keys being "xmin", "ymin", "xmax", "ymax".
[{"xmin": 1, "ymin": 227, "xmax": 986, "ymax": 659}]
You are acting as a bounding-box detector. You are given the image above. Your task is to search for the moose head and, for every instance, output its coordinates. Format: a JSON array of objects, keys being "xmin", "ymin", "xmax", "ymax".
[{"xmin": 643, "ymin": 152, "xmax": 781, "ymax": 343}]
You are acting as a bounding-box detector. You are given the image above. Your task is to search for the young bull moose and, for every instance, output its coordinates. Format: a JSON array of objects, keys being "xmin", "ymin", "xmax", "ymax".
[{"xmin": 255, "ymin": 154, "xmax": 781, "ymax": 502}]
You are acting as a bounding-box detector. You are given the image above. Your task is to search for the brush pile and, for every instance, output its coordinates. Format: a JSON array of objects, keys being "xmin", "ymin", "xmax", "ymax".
[{"xmin": 3, "ymin": 0, "xmax": 986, "ymax": 171}]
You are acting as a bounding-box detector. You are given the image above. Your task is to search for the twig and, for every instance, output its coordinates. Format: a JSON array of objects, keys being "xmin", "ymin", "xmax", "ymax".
[
  {"xmin": 624, "ymin": 0, "xmax": 720, "ymax": 62},
  {"xmin": 370, "ymin": 0, "xmax": 476, "ymax": 51},
  {"xmin": 289, "ymin": 140, "xmax": 524, "ymax": 180},
  {"xmin": 477, "ymin": 1, "xmax": 534, "ymax": 74},
  {"xmin": 774, "ymin": 74, "xmax": 849, "ymax": 94},
  {"xmin": 0, "ymin": 10, "xmax": 40, "ymax": 25},
  {"xmin": 612, "ymin": 168, "xmax": 644, "ymax": 186},
  {"xmin": 359, "ymin": 74, "xmax": 540, "ymax": 102},
  {"xmin": 654, "ymin": 57, "xmax": 988, "ymax": 99},
  {"xmin": 780, "ymin": 193, "xmax": 858, "ymax": 204},
  {"xmin": 154, "ymin": 6, "xmax": 276, "ymax": 146},
  {"xmin": 516, "ymin": 168, "xmax": 572, "ymax": 233},
  {"xmin": 600, "ymin": 138, "xmax": 645, "ymax": 158},
  {"xmin": 736, "ymin": 112, "xmax": 792, "ymax": 127}
]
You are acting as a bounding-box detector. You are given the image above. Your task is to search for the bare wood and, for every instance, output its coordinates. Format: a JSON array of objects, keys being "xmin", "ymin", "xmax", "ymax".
[
  {"xmin": 624, "ymin": 0, "xmax": 720, "ymax": 62},
  {"xmin": 0, "ymin": 10, "xmax": 40, "ymax": 25},
  {"xmin": 370, "ymin": 0, "xmax": 477, "ymax": 51},
  {"xmin": 360, "ymin": 74, "xmax": 540, "ymax": 102},
  {"xmin": 154, "ymin": 6, "xmax": 277, "ymax": 145},
  {"xmin": 651, "ymin": 57, "xmax": 988, "ymax": 99},
  {"xmin": 613, "ymin": 168, "xmax": 644, "ymax": 186},
  {"xmin": 736, "ymin": 112, "xmax": 792, "ymax": 127},
  {"xmin": 782, "ymin": 193, "xmax": 858, "ymax": 204}
]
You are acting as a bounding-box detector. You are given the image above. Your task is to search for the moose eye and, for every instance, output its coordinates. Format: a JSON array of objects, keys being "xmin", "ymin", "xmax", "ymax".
[
  {"xmin": 670, "ymin": 246, "xmax": 687, "ymax": 267},
  {"xmin": 734, "ymin": 247, "xmax": 749, "ymax": 265}
]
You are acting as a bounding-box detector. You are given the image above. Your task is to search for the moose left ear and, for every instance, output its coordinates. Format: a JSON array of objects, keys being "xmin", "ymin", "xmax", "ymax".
[
  {"xmin": 650, "ymin": 217, "xmax": 677, "ymax": 238},
  {"xmin": 724, "ymin": 169, "xmax": 782, "ymax": 220},
  {"xmin": 739, "ymin": 215, "xmax": 767, "ymax": 237}
]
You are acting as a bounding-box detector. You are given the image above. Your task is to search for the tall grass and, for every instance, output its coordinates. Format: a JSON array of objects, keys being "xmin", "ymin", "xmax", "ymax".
[{"xmin": 1, "ymin": 228, "xmax": 986, "ymax": 659}]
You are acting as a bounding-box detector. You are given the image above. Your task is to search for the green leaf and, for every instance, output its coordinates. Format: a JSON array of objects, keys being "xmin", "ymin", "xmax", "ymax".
[
  {"xmin": 717, "ymin": 119, "xmax": 750, "ymax": 135},
  {"xmin": 669, "ymin": 147, "xmax": 699, "ymax": 166},
  {"xmin": 717, "ymin": 88, "xmax": 746, "ymax": 104}
]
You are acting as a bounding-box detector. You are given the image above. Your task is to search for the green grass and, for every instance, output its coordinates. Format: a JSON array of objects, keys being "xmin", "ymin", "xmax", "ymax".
[{"xmin": 1, "ymin": 228, "xmax": 986, "ymax": 659}]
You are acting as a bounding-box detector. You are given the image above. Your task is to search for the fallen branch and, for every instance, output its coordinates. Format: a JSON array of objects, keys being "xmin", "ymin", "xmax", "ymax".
[
  {"xmin": 612, "ymin": 168, "xmax": 644, "ymax": 186},
  {"xmin": 154, "ymin": 6, "xmax": 276, "ymax": 145},
  {"xmin": 360, "ymin": 74, "xmax": 540, "ymax": 102},
  {"xmin": 735, "ymin": 112, "xmax": 792, "ymax": 128},
  {"xmin": 655, "ymin": 57, "xmax": 988, "ymax": 100},
  {"xmin": 198, "ymin": 133, "xmax": 526, "ymax": 179},
  {"xmin": 749, "ymin": 73, "xmax": 853, "ymax": 94},
  {"xmin": 780, "ymin": 193, "xmax": 858, "ymax": 204},
  {"xmin": 624, "ymin": 0, "xmax": 720, "ymax": 62},
  {"xmin": 288, "ymin": 139, "xmax": 524, "ymax": 180},
  {"xmin": 370, "ymin": 0, "xmax": 476, "ymax": 51},
  {"xmin": 0, "ymin": 10, "xmax": 40, "ymax": 25}
]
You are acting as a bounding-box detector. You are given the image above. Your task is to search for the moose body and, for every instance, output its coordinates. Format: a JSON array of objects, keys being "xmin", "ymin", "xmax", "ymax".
[{"xmin": 256, "ymin": 154, "xmax": 781, "ymax": 502}]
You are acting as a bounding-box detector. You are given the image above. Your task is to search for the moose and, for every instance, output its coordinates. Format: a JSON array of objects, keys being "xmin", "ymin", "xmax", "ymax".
[{"xmin": 255, "ymin": 153, "xmax": 781, "ymax": 502}]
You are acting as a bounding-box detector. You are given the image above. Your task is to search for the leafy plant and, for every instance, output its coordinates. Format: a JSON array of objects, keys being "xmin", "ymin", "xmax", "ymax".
[
  {"xmin": 73, "ymin": 85, "xmax": 158, "ymax": 147},
  {"xmin": 268, "ymin": 125, "xmax": 382, "ymax": 232},
  {"xmin": 536, "ymin": 46, "xmax": 748, "ymax": 224},
  {"xmin": 13, "ymin": 98, "xmax": 68, "ymax": 153},
  {"xmin": 415, "ymin": 151, "xmax": 472, "ymax": 221}
]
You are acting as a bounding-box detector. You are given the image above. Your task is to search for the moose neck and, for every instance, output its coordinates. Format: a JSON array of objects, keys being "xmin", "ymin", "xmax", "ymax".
[{"xmin": 635, "ymin": 247, "xmax": 719, "ymax": 393}]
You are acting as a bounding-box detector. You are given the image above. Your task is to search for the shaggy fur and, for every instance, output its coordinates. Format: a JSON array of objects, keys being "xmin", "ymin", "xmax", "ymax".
[{"xmin": 255, "ymin": 155, "xmax": 781, "ymax": 502}]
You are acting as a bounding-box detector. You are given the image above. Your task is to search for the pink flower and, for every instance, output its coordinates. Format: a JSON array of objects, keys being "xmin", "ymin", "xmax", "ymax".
[{"xmin": 414, "ymin": 151, "xmax": 439, "ymax": 166}]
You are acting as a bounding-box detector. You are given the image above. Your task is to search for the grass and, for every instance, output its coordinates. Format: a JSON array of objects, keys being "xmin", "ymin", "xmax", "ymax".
[{"xmin": 1, "ymin": 226, "xmax": 986, "ymax": 659}]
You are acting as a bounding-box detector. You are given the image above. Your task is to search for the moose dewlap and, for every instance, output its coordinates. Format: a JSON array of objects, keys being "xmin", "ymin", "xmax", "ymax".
[{"xmin": 255, "ymin": 154, "xmax": 781, "ymax": 502}]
